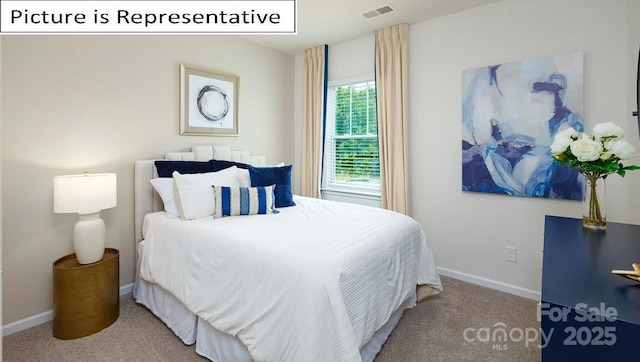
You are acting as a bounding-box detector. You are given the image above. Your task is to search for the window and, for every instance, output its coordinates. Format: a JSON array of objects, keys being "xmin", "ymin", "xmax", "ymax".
[{"xmin": 323, "ymin": 79, "xmax": 380, "ymax": 195}]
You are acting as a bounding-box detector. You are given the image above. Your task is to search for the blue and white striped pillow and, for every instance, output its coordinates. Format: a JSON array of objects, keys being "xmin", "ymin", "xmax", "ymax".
[{"xmin": 212, "ymin": 185, "xmax": 278, "ymax": 218}]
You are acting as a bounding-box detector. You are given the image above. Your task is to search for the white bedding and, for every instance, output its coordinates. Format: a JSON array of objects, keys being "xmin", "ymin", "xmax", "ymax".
[{"xmin": 139, "ymin": 196, "xmax": 442, "ymax": 362}]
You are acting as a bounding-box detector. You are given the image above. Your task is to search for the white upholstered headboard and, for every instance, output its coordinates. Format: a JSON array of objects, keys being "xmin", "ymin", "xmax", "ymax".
[{"xmin": 134, "ymin": 145, "xmax": 266, "ymax": 243}]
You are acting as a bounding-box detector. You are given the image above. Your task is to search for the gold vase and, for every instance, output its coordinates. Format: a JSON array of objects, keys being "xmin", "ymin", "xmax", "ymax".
[{"xmin": 582, "ymin": 175, "xmax": 606, "ymax": 230}]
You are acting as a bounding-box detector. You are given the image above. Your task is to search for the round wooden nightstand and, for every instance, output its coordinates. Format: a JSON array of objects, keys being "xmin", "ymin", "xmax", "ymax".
[{"xmin": 52, "ymin": 248, "xmax": 120, "ymax": 339}]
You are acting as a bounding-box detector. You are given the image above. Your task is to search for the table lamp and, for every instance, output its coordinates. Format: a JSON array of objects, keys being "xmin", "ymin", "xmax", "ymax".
[{"xmin": 54, "ymin": 172, "xmax": 117, "ymax": 264}]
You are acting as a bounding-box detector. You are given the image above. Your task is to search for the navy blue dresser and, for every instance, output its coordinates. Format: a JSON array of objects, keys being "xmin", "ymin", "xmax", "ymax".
[{"xmin": 541, "ymin": 215, "xmax": 640, "ymax": 361}]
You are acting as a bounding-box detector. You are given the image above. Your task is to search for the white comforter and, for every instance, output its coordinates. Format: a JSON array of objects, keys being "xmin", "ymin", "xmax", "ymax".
[{"xmin": 139, "ymin": 196, "xmax": 441, "ymax": 362}]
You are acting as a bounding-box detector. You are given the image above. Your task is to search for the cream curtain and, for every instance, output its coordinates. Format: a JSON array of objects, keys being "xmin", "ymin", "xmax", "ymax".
[
  {"xmin": 301, "ymin": 45, "xmax": 327, "ymax": 198},
  {"xmin": 376, "ymin": 23, "xmax": 410, "ymax": 214}
]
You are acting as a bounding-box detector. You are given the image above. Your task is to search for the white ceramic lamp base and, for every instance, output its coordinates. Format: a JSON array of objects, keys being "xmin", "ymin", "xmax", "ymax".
[{"xmin": 73, "ymin": 212, "xmax": 106, "ymax": 264}]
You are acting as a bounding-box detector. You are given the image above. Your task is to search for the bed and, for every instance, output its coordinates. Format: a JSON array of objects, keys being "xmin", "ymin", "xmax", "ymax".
[{"xmin": 133, "ymin": 145, "xmax": 442, "ymax": 362}]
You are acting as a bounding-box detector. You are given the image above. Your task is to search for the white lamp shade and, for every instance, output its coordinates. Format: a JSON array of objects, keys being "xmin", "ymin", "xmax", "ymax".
[{"xmin": 54, "ymin": 173, "xmax": 117, "ymax": 214}]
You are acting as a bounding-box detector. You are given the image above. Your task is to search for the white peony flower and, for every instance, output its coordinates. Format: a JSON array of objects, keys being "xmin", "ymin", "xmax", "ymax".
[
  {"xmin": 570, "ymin": 135, "xmax": 603, "ymax": 162},
  {"xmin": 608, "ymin": 139, "xmax": 637, "ymax": 160},
  {"xmin": 554, "ymin": 127, "xmax": 579, "ymax": 141},
  {"xmin": 550, "ymin": 127, "xmax": 578, "ymax": 155},
  {"xmin": 550, "ymin": 136, "xmax": 573, "ymax": 155},
  {"xmin": 593, "ymin": 122, "xmax": 624, "ymax": 141}
]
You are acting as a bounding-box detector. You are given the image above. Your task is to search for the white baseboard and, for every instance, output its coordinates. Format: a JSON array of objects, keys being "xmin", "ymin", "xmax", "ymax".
[
  {"xmin": 437, "ymin": 267, "xmax": 541, "ymax": 301},
  {"xmin": 2, "ymin": 283, "xmax": 134, "ymax": 337},
  {"xmin": 2, "ymin": 310, "xmax": 53, "ymax": 338}
]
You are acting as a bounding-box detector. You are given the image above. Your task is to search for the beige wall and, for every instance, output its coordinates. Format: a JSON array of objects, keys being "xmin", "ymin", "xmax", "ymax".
[
  {"xmin": 306, "ymin": 1, "xmax": 640, "ymax": 300},
  {"xmin": 295, "ymin": 0, "xmax": 640, "ymax": 297},
  {"xmin": 1, "ymin": 35, "xmax": 294, "ymax": 325},
  {"xmin": 408, "ymin": 0, "xmax": 639, "ymax": 294}
]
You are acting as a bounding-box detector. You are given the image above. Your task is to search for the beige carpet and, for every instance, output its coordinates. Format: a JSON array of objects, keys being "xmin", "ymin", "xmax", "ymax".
[{"xmin": 3, "ymin": 276, "xmax": 541, "ymax": 361}]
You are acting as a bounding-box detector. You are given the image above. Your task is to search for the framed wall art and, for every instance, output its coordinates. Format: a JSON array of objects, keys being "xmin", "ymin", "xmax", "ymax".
[
  {"xmin": 461, "ymin": 52, "xmax": 584, "ymax": 200},
  {"xmin": 180, "ymin": 64, "xmax": 239, "ymax": 136}
]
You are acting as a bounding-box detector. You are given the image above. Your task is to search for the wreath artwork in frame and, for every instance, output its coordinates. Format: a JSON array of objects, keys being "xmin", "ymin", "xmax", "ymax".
[{"xmin": 180, "ymin": 64, "xmax": 238, "ymax": 136}]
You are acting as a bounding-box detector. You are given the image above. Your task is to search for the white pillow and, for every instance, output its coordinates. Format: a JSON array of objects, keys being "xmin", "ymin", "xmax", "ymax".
[
  {"xmin": 172, "ymin": 166, "xmax": 240, "ymax": 220},
  {"xmin": 237, "ymin": 168, "xmax": 251, "ymax": 187},
  {"xmin": 149, "ymin": 178, "xmax": 179, "ymax": 218}
]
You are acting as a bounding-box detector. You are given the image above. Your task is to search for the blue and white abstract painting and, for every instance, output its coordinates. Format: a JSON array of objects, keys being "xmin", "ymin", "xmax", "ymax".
[{"xmin": 461, "ymin": 52, "xmax": 584, "ymax": 200}]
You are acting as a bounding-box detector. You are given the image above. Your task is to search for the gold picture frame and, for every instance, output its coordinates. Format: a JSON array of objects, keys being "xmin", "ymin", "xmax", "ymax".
[{"xmin": 180, "ymin": 64, "xmax": 239, "ymax": 136}]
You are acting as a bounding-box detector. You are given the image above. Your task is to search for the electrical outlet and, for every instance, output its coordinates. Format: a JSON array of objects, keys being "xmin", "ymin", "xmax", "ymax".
[{"xmin": 505, "ymin": 247, "xmax": 517, "ymax": 263}]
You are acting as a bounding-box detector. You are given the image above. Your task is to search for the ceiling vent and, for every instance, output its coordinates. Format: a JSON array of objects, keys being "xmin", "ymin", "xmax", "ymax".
[{"xmin": 362, "ymin": 4, "xmax": 395, "ymax": 19}]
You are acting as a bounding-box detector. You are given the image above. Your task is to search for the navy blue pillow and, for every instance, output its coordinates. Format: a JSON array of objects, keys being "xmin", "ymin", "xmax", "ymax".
[
  {"xmin": 154, "ymin": 161, "xmax": 213, "ymax": 178},
  {"xmin": 248, "ymin": 165, "xmax": 295, "ymax": 208},
  {"xmin": 210, "ymin": 159, "xmax": 250, "ymax": 171}
]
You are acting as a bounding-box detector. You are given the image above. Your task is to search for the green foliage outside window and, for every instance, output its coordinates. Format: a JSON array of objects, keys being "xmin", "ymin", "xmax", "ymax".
[
  {"xmin": 335, "ymin": 138, "xmax": 380, "ymax": 181},
  {"xmin": 333, "ymin": 83, "xmax": 379, "ymax": 182}
]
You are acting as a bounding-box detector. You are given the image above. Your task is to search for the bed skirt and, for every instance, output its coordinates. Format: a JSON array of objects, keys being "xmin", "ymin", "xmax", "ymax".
[{"xmin": 134, "ymin": 275, "xmax": 415, "ymax": 362}]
